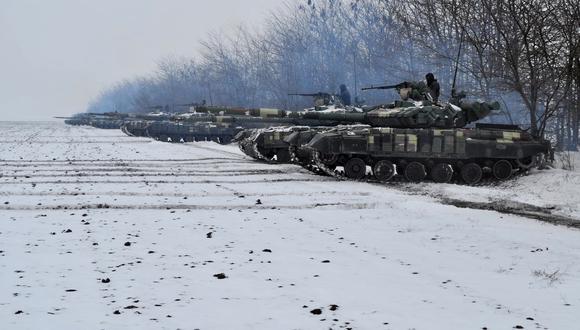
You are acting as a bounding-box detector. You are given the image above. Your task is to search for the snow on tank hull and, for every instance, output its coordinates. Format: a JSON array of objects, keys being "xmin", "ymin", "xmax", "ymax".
[{"xmin": 300, "ymin": 124, "xmax": 553, "ymax": 184}]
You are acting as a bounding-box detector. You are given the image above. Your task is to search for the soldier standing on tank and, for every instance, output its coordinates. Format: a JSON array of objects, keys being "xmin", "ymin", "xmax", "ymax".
[
  {"xmin": 425, "ymin": 73, "xmax": 440, "ymax": 102},
  {"xmin": 339, "ymin": 84, "xmax": 352, "ymax": 106}
]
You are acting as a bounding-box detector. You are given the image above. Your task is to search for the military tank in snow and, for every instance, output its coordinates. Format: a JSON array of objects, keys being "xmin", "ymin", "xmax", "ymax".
[
  {"xmin": 236, "ymin": 82, "xmax": 464, "ymax": 164},
  {"xmin": 60, "ymin": 112, "xmax": 128, "ymax": 129},
  {"xmin": 236, "ymin": 92, "xmax": 364, "ymax": 162},
  {"xmin": 59, "ymin": 113, "xmax": 92, "ymax": 126},
  {"xmin": 137, "ymin": 106, "xmax": 300, "ymax": 143},
  {"xmin": 120, "ymin": 112, "xmax": 185, "ymax": 137},
  {"xmin": 295, "ymin": 83, "xmax": 553, "ymax": 184},
  {"xmin": 119, "ymin": 104, "xmax": 221, "ymax": 138}
]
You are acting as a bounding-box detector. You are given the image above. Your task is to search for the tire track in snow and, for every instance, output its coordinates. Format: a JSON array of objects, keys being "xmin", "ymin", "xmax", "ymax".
[{"xmin": 0, "ymin": 202, "xmax": 370, "ymax": 211}]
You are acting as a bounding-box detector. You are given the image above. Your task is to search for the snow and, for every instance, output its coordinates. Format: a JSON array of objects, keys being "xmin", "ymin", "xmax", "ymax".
[
  {"xmin": 411, "ymin": 153, "xmax": 580, "ymax": 219},
  {"xmin": 1, "ymin": 122, "xmax": 579, "ymax": 330}
]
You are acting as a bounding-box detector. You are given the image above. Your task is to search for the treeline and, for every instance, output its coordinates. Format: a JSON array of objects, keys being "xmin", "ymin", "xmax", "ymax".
[{"xmin": 88, "ymin": 0, "xmax": 579, "ymax": 150}]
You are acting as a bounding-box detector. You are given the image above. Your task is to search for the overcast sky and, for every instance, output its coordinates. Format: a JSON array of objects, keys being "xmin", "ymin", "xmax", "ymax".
[{"xmin": 0, "ymin": 0, "xmax": 286, "ymax": 121}]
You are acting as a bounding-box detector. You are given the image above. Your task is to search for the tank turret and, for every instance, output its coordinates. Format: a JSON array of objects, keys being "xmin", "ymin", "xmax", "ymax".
[
  {"xmin": 358, "ymin": 81, "xmax": 497, "ymax": 128},
  {"xmin": 300, "ymin": 99, "xmax": 499, "ymax": 129}
]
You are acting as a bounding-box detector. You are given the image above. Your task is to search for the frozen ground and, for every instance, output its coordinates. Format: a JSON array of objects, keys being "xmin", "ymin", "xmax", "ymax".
[
  {"xmin": 411, "ymin": 152, "xmax": 580, "ymax": 221},
  {"xmin": 1, "ymin": 122, "xmax": 579, "ymax": 330}
]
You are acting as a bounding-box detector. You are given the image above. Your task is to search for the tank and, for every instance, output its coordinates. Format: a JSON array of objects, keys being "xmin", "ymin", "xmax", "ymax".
[
  {"xmin": 60, "ymin": 112, "xmax": 128, "ymax": 129},
  {"xmin": 62, "ymin": 111, "xmax": 173, "ymax": 130},
  {"xmin": 237, "ymin": 126, "xmax": 335, "ymax": 162},
  {"xmin": 120, "ymin": 111, "xmax": 194, "ymax": 137},
  {"xmin": 121, "ymin": 120, "xmax": 150, "ymax": 137},
  {"xmin": 119, "ymin": 98, "xmax": 357, "ymax": 145},
  {"xmin": 128, "ymin": 96, "xmax": 359, "ymax": 146},
  {"xmin": 120, "ymin": 106, "xmax": 294, "ymax": 143},
  {"xmin": 235, "ymin": 83, "xmax": 485, "ymax": 164},
  {"xmin": 142, "ymin": 121, "xmax": 242, "ymax": 144},
  {"xmin": 242, "ymin": 81, "xmax": 553, "ymax": 183},
  {"xmin": 235, "ymin": 92, "xmax": 365, "ymax": 162},
  {"xmin": 298, "ymin": 120, "xmax": 553, "ymax": 184},
  {"xmin": 61, "ymin": 114, "xmax": 92, "ymax": 126}
]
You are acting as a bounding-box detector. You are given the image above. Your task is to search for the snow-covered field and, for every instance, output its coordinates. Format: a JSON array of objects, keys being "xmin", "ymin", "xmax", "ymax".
[{"xmin": 1, "ymin": 122, "xmax": 579, "ymax": 330}]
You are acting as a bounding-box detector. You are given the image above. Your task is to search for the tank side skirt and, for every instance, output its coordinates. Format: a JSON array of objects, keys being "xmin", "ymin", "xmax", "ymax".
[{"xmin": 331, "ymin": 128, "xmax": 545, "ymax": 168}]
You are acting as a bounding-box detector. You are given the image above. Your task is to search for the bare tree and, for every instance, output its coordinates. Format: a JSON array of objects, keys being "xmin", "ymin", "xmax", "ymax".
[{"xmin": 86, "ymin": 0, "xmax": 579, "ymax": 151}]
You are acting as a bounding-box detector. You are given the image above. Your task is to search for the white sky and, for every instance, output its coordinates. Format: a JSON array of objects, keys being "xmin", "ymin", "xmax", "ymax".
[{"xmin": 0, "ymin": 0, "xmax": 286, "ymax": 121}]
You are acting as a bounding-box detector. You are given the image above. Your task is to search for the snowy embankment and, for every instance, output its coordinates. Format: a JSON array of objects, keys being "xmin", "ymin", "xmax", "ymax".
[
  {"xmin": 407, "ymin": 152, "xmax": 580, "ymax": 221},
  {"xmin": 0, "ymin": 122, "xmax": 579, "ymax": 330}
]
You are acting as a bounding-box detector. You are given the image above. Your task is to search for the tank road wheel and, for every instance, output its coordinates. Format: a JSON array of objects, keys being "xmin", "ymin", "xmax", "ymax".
[
  {"xmin": 275, "ymin": 149, "xmax": 291, "ymax": 163},
  {"xmin": 320, "ymin": 153, "xmax": 338, "ymax": 166},
  {"xmin": 431, "ymin": 163, "xmax": 454, "ymax": 183},
  {"xmin": 461, "ymin": 162, "xmax": 483, "ymax": 184},
  {"xmin": 344, "ymin": 158, "xmax": 367, "ymax": 180},
  {"xmin": 516, "ymin": 156, "xmax": 535, "ymax": 170},
  {"xmin": 493, "ymin": 160, "xmax": 513, "ymax": 180},
  {"xmin": 404, "ymin": 161, "xmax": 426, "ymax": 182},
  {"xmin": 373, "ymin": 160, "xmax": 395, "ymax": 182}
]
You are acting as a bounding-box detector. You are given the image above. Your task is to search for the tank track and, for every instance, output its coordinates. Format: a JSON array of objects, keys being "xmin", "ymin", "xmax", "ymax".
[
  {"xmin": 237, "ymin": 128, "xmax": 295, "ymax": 164},
  {"xmin": 237, "ymin": 130, "xmax": 277, "ymax": 164},
  {"xmin": 299, "ymin": 151, "xmax": 539, "ymax": 186},
  {"xmin": 120, "ymin": 124, "xmax": 131, "ymax": 136}
]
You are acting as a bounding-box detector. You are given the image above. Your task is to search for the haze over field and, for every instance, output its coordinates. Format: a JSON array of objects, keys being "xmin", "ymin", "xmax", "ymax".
[{"xmin": 0, "ymin": 0, "xmax": 283, "ymax": 121}]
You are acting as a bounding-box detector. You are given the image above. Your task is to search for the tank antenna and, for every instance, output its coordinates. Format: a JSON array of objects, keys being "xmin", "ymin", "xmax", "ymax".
[
  {"xmin": 451, "ymin": 29, "xmax": 465, "ymax": 98},
  {"xmin": 353, "ymin": 50, "xmax": 358, "ymax": 105}
]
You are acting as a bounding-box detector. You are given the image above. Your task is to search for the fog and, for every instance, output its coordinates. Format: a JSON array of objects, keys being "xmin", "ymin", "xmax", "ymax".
[{"xmin": 0, "ymin": 0, "xmax": 283, "ymax": 121}]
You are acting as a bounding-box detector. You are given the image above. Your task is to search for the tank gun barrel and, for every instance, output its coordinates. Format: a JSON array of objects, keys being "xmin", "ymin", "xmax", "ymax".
[
  {"xmin": 361, "ymin": 84, "xmax": 401, "ymax": 91},
  {"xmin": 193, "ymin": 106, "xmax": 287, "ymax": 118},
  {"xmin": 288, "ymin": 92, "xmax": 332, "ymax": 97},
  {"xmin": 212, "ymin": 114, "xmax": 365, "ymax": 127},
  {"xmin": 83, "ymin": 112, "xmax": 129, "ymax": 119},
  {"xmin": 361, "ymin": 81, "xmax": 426, "ymax": 91}
]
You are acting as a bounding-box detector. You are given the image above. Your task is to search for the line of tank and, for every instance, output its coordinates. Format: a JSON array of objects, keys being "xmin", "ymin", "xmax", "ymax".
[{"xmin": 60, "ymin": 82, "xmax": 553, "ymax": 184}]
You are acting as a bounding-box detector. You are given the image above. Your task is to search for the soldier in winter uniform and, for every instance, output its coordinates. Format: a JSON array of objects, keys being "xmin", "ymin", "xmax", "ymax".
[
  {"xmin": 425, "ymin": 73, "xmax": 440, "ymax": 102},
  {"xmin": 339, "ymin": 84, "xmax": 352, "ymax": 106}
]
